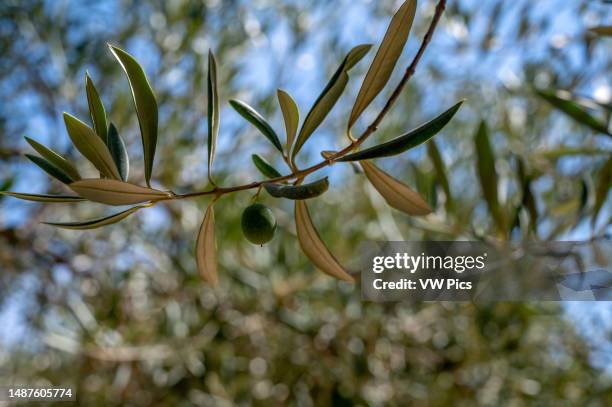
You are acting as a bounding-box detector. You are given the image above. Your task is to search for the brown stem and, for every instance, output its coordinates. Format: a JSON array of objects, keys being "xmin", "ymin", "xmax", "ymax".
[{"xmin": 172, "ymin": 0, "xmax": 447, "ymax": 201}]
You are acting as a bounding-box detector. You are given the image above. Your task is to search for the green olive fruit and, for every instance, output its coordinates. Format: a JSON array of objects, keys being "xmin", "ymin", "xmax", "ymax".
[{"xmin": 241, "ymin": 203, "xmax": 277, "ymax": 245}]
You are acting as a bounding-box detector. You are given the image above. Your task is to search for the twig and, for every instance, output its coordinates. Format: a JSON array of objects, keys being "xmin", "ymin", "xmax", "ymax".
[{"xmin": 169, "ymin": 0, "xmax": 447, "ymax": 202}]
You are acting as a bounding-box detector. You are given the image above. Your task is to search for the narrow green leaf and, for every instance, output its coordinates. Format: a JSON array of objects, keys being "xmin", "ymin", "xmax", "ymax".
[
  {"xmin": 277, "ymin": 89, "xmax": 299, "ymax": 154},
  {"xmin": 535, "ymin": 89, "xmax": 611, "ymax": 136},
  {"xmin": 474, "ymin": 121, "xmax": 505, "ymax": 234},
  {"xmin": 85, "ymin": 72, "xmax": 108, "ymax": 143},
  {"xmin": 63, "ymin": 113, "xmax": 121, "ymax": 179},
  {"xmin": 589, "ymin": 26, "xmax": 612, "ymax": 36},
  {"xmin": 427, "ymin": 140, "xmax": 453, "ymax": 212},
  {"xmin": 593, "ymin": 155, "xmax": 612, "ymax": 225},
  {"xmin": 25, "ymin": 137, "xmax": 81, "ymax": 180},
  {"xmin": 292, "ymin": 44, "xmax": 372, "ymax": 160},
  {"xmin": 0, "ymin": 178, "xmax": 14, "ymax": 196},
  {"xmin": 264, "ymin": 177, "xmax": 329, "ymax": 200},
  {"xmin": 229, "ymin": 99, "xmax": 283, "ymax": 152},
  {"xmin": 43, "ymin": 205, "xmax": 145, "ymax": 230},
  {"xmin": 360, "ymin": 161, "xmax": 431, "ymax": 215},
  {"xmin": 109, "ymin": 44, "xmax": 158, "ymax": 186},
  {"xmin": 0, "ymin": 192, "xmax": 85, "ymax": 203},
  {"xmin": 348, "ymin": 0, "xmax": 417, "ymax": 130},
  {"xmin": 516, "ymin": 157, "xmax": 538, "ymax": 235},
  {"xmin": 196, "ymin": 204, "xmax": 218, "ymax": 285},
  {"xmin": 207, "ymin": 50, "xmax": 220, "ymax": 184},
  {"xmin": 252, "ymin": 154, "xmax": 282, "ymax": 178},
  {"xmin": 69, "ymin": 179, "xmax": 170, "ymax": 206},
  {"xmin": 413, "ymin": 163, "xmax": 437, "ymax": 211},
  {"xmin": 339, "ymin": 101, "xmax": 463, "ymax": 162},
  {"xmin": 25, "ymin": 154, "xmax": 74, "ymax": 184},
  {"xmin": 107, "ymin": 123, "xmax": 129, "ymax": 182}
]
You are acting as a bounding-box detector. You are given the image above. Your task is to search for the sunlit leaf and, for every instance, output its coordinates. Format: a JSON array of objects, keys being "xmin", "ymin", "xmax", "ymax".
[
  {"xmin": 535, "ymin": 89, "xmax": 610, "ymax": 136},
  {"xmin": 0, "ymin": 192, "xmax": 85, "ymax": 203},
  {"xmin": 43, "ymin": 205, "xmax": 146, "ymax": 230},
  {"xmin": 593, "ymin": 155, "xmax": 612, "ymax": 225},
  {"xmin": 207, "ymin": 50, "xmax": 220, "ymax": 184},
  {"xmin": 230, "ymin": 99, "xmax": 283, "ymax": 153},
  {"xmin": 63, "ymin": 113, "xmax": 121, "ymax": 179},
  {"xmin": 85, "ymin": 72, "xmax": 108, "ymax": 143},
  {"xmin": 264, "ymin": 177, "xmax": 329, "ymax": 200},
  {"xmin": 360, "ymin": 161, "xmax": 431, "ymax": 215},
  {"xmin": 348, "ymin": 0, "xmax": 417, "ymax": 130},
  {"xmin": 277, "ymin": 89, "xmax": 300, "ymax": 154},
  {"xmin": 69, "ymin": 179, "xmax": 170, "ymax": 206},
  {"xmin": 427, "ymin": 140, "xmax": 453, "ymax": 212},
  {"xmin": 474, "ymin": 121, "xmax": 506, "ymax": 234},
  {"xmin": 589, "ymin": 26, "xmax": 612, "ymax": 36},
  {"xmin": 196, "ymin": 204, "xmax": 218, "ymax": 285},
  {"xmin": 292, "ymin": 44, "xmax": 372, "ymax": 160},
  {"xmin": 25, "ymin": 137, "xmax": 81, "ymax": 181},
  {"xmin": 25, "ymin": 154, "xmax": 74, "ymax": 184},
  {"xmin": 107, "ymin": 123, "xmax": 129, "ymax": 182},
  {"xmin": 339, "ymin": 101, "xmax": 463, "ymax": 161},
  {"xmin": 252, "ymin": 154, "xmax": 282, "ymax": 178},
  {"xmin": 294, "ymin": 200, "xmax": 354, "ymax": 282},
  {"xmin": 109, "ymin": 44, "xmax": 158, "ymax": 186}
]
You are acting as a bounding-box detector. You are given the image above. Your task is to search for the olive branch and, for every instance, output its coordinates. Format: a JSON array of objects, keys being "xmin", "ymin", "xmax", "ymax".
[{"xmin": 2, "ymin": 0, "xmax": 461, "ymax": 285}]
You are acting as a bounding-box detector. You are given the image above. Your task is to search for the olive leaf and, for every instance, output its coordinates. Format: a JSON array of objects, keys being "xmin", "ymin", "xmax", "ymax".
[
  {"xmin": 85, "ymin": 72, "xmax": 108, "ymax": 143},
  {"xmin": 474, "ymin": 121, "xmax": 506, "ymax": 234},
  {"xmin": 593, "ymin": 155, "xmax": 612, "ymax": 226},
  {"xmin": 535, "ymin": 89, "xmax": 611, "ymax": 136},
  {"xmin": 63, "ymin": 113, "xmax": 121, "ymax": 180},
  {"xmin": 360, "ymin": 161, "xmax": 431, "ymax": 215},
  {"xmin": 339, "ymin": 101, "xmax": 463, "ymax": 161},
  {"xmin": 0, "ymin": 192, "xmax": 85, "ymax": 203},
  {"xmin": 207, "ymin": 50, "xmax": 219, "ymax": 185},
  {"xmin": 347, "ymin": 0, "xmax": 417, "ymax": 130},
  {"xmin": 252, "ymin": 154, "xmax": 282, "ymax": 178},
  {"xmin": 427, "ymin": 140, "xmax": 453, "ymax": 212},
  {"xmin": 25, "ymin": 154, "xmax": 74, "ymax": 184},
  {"xmin": 43, "ymin": 205, "xmax": 146, "ymax": 230},
  {"xmin": 412, "ymin": 163, "xmax": 437, "ymax": 210},
  {"xmin": 107, "ymin": 123, "xmax": 129, "ymax": 182},
  {"xmin": 292, "ymin": 44, "xmax": 372, "ymax": 160},
  {"xmin": 196, "ymin": 204, "xmax": 218, "ymax": 285},
  {"xmin": 295, "ymin": 200, "xmax": 354, "ymax": 282},
  {"xmin": 229, "ymin": 99, "xmax": 283, "ymax": 153},
  {"xmin": 589, "ymin": 26, "xmax": 612, "ymax": 36},
  {"xmin": 277, "ymin": 89, "xmax": 300, "ymax": 154},
  {"xmin": 25, "ymin": 137, "xmax": 81, "ymax": 181},
  {"xmin": 69, "ymin": 179, "xmax": 171, "ymax": 206},
  {"xmin": 264, "ymin": 177, "xmax": 329, "ymax": 200},
  {"xmin": 109, "ymin": 44, "xmax": 158, "ymax": 186},
  {"xmin": 516, "ymin": 157, "xmax": 537, "ymax": 235}
]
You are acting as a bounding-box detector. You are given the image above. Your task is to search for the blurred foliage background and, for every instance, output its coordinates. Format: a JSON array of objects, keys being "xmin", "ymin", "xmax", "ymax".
[{"xmin": 0, "ymin": 0, "xmax": 611, "ymax": 405}]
